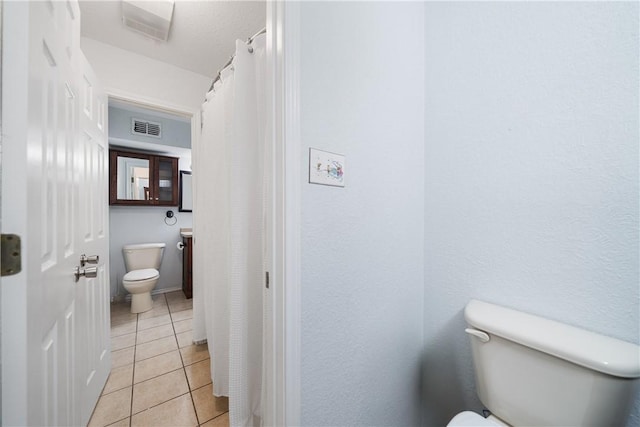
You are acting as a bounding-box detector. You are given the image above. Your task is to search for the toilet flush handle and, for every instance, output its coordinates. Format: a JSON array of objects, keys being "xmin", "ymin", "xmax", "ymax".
[{"xmin": 465, "ymin": 328, "xmax": 490, "ymax": 343}]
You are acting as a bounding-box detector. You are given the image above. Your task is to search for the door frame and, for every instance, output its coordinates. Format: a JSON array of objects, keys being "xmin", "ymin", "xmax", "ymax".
[
  {"xmin": 266, "ymin": 1, "xmax": 302, "ymax": 425},
  {"xmin": 1, "ymin": 2, "xmax": 34, "ymax": 422},
  {"xmin": 0, "ymin": 1, "xmax": 5, "ymax": 422},
  {"xmin": 0, "ymin": 0, "xmax": 303, "ymax": 423},
  {"xmin": 102, "ymin": 90, "xmax": 198, "ymax": 304}
]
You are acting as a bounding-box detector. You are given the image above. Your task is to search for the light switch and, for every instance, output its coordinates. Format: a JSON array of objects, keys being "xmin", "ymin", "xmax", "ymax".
[{"xmin": 309, "ymin": 148, "xmax": 345, "ymax": 187}]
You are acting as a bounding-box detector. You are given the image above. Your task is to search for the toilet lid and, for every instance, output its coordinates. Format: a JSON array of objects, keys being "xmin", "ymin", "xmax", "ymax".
[
  {"xmin": 447, "ymin": 411, "xmax": 503, "ymax": 427},
  {"xmin": 123, "ymin": 268, "xmax": 159, "ymax": 281}
]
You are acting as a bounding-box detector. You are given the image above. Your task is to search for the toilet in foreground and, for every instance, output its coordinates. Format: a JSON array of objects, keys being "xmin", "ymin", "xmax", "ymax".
[
  {"xmin": 448, "ymin": 299, "xmax": 640, "ymax": 426},
  {"xmin": 122, "ymin": 243, "xmax": 166, "ymax": 313}
]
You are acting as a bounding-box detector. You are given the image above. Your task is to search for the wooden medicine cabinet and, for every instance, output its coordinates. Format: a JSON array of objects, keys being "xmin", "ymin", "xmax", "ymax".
[{"xmin": 109, "ymin": 149, "xmax": 179, "ymax": 206}]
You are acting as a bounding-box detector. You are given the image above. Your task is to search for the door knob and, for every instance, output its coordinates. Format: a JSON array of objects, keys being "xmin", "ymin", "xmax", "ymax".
[
  {"xmin": 75, "ymin": 266, "xmax": 98, "ymax": 282},
  {"xmin": 80, "ymin": 254, "xmax": 99, "ymax": 267}
]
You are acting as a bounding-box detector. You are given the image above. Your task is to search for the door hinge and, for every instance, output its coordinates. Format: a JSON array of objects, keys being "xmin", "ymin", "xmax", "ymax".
[
  {"xmin": 265, "ymin": 271, "xmax": 270, "ymax": 289},
  {"xmin": 1, "ymin": 234, "xmax": 22, "ymax": 276}
]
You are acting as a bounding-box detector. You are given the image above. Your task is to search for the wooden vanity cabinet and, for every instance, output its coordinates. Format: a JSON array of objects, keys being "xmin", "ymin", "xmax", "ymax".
[
  {"xmin": 182, "ymin": 236, "xmax": 193, "ymax": 299},
  {"xmin": 109, "ymin": 149, "xmax": 179, "ymax": 206}
]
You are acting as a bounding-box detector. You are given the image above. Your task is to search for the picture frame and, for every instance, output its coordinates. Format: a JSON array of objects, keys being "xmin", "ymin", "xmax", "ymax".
[{"xmin": 179, "ymin": 170, "xmax": 193, "ymax": 212}]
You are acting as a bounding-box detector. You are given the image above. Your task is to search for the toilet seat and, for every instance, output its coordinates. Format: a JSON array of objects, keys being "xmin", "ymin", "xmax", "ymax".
[
  {"xmin": 447, "ymin": 411, "xmax": 504, "ymax": 427},
  {"xmin": 123, "ymin": 268, "xmax": 159, "ymax": 282}
]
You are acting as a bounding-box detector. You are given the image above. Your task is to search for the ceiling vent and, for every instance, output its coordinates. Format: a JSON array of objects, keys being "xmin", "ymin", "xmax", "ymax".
[
  {"xmin": 132, "ymin": 118, "xmax": 162, "ymax": 138},
  {"xmin": 121, "ymin": 0, "xmax": 174, "ymax": 42}
]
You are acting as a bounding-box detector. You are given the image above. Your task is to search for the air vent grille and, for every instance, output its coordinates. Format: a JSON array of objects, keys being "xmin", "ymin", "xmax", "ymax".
[
  {"xmin": 147, "ymin": 122, "xmax": 161, "ymax": 136},
  {"xmin": 122, "ymin": 17, "xmax": 169, "ymax": 42},
  {"xmin": 121, "ymin": 1, "xmax": 174, "ymax": 42},
  {"xmin": 132, "ymin": 118, "xmax": 162, "ymax": 138}
]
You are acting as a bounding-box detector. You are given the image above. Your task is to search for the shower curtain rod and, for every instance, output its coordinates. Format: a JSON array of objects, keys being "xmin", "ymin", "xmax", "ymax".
[{"xmin": 206, "ymin": 28, "xmax": 267, "ymax": 94}]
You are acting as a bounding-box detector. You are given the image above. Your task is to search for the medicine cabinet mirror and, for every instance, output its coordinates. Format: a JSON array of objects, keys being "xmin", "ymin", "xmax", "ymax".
[{"xmin": 110, "ymin": 149, "xmax": 179, "ymax": 206}]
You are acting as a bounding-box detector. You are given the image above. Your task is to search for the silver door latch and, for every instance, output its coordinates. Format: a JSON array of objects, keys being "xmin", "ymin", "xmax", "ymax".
[
  {"xmin": 80, "ymin": 254, "xmax": 99, "ymax": 267},
  {"xmin": 75, "ymin": 266, "xmax": 98, "ymax": 282}
]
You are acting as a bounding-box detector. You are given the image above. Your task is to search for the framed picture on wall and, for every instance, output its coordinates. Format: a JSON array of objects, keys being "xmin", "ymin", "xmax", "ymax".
[{"xmin": 179, "ymin": 170, "xmax": 193, "ymax": 212}]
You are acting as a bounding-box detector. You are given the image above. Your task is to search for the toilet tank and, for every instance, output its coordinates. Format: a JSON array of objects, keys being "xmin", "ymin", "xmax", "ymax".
[
  {"xmin": 465, "ymin": 300, "xmax": 640, "ymax": 427},
  {"xmin": 122, "ymin": 243, "xmax": 166, "ymax": 271}
]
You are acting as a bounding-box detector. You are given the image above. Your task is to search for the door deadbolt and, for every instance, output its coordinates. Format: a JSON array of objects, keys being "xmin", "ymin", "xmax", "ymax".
[
  {"xmin": 80, "ymin": 254, "xmax": 99, "ymax": 267},
  {"xmin": 75, "ymin": 266, "xmax": 98, "ymax": 282}
]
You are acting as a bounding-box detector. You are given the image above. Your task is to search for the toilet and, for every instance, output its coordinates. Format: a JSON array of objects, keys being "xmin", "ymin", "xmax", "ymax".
[
  {"xmin": 447, "ymin": 299, "xmax": 640, "ymax": 427},
  {"xmin": 122, "ymin": 243, "xmax": 166, "ymax": 313}
]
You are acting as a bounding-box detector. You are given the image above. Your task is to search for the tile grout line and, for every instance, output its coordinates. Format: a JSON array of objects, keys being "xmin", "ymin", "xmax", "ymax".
[
  {"xmin": 169, "ymin": 295, "xmax": 207, "ymax": 425},
  {"xmin": 164, "ymin": 294, "xmax": 201, "ymax": 424},
  {"xmin": 128, "ymin": 309, "xmax": 139, "ymax": 427},
  {"xmin": 133, "ymin": 366, "xmax": 185, "ymax": 389},
  {"xmin": 91, "ymin": 311, "xmax": 134, "ymax": 426},
  {"xmin": 190, "ymin": 379, "xmax": 219, "ymax": 426},
  {"xmin": 131, "ymin": 294, "xmax": 171, "ymax": 424},
  {"xmin": 186, "ymin": 363, "xmax": 200, "ymax": 425},
  {"xmin": 106, "ymin": 293, "xmax": 198, "ymax": 427},
  {"xmin": 169, "ymin": 294, "xmax": 202, "ymax": 425},
  {"xmin": 130, "ymin": 391, "xmax": 194, "ymax": 418},
  {"xmin": 127, "ymin": 299, "xmax": 182, "ymax": 385},
  {"xmin": 134, "ymin": 342, "xmax": 178, "ymax": 362}
]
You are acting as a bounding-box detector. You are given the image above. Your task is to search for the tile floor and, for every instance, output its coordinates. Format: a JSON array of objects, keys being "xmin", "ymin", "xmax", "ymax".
[{"xmin": 88, "ymin": 291, "xmax": 229, "ymax": 427}]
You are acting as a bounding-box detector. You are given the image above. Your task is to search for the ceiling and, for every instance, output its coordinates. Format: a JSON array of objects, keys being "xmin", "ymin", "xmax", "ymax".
[{"xmin": 79, "ymin": 0, "xmax": 266, "ymax": 78}]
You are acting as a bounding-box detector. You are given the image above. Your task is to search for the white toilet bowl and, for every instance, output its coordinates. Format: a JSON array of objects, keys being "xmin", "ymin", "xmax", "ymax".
[
  {"xmin": 122, "ymin": 243, "xmax": 165, "ymax": 313},
  {"xmin": 122, "ymin": 268, "xmax": 160, "ymax": 313},
  {"xmin": 447, "ymin": 411, "xmax": 506, "ymax": 427}
]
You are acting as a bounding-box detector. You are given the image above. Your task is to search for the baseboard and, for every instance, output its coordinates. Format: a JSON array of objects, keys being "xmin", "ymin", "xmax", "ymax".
[
  {"xmin": 152, "ymin": 286, "xmax": 183, "ymax": 296},
  {"xmin": 115, "ymin": 286, "xmax": 184, "ymax": 303}
]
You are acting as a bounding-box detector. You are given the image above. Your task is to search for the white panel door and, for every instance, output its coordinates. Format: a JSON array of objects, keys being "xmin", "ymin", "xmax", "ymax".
[
  {"xmin": 1, "ymin": 1, "xmax": 110, "ymax": 425},
  {"xmin": 76, "ymin": 52, "xmax": 111, "ymax": 426}
]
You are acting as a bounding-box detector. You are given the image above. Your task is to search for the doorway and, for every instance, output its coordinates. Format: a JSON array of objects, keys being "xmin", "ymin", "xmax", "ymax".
[
  {"xmin": 90, "ymin": 95, "xmax": 205, "ymax": 425},
  {"xmin": 0, "ymin": 1, "xmax": 299, "ymax": 425}
]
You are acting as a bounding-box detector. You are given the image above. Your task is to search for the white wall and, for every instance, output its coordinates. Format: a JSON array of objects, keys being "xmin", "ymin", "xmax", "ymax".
[
  {"xmin": 81, "ymin": 37, "xmax": 211, "ymax": 112},
  {"xmin": 109, "ymin": 105, "xmax": 191, "ymax": 149},
  {"xmin": 300, "ymin": 3, "xmax": 425, "ymax": 425},
  {"xmin": 423, "ymin": 2, "xmax": 639, "ymax": 426}
]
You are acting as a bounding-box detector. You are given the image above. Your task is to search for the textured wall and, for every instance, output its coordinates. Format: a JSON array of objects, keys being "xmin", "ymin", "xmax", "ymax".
[
  {"xmin": 423, "ymin": 2, "xmax": 639, "ymax": 426},
  {"xmin": 300, "ymin": 2, "xmax": 425, "ymax": 425}
]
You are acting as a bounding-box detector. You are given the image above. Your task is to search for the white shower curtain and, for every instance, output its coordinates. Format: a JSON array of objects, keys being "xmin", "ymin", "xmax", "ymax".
[{"xmin": 192, "ymin": 33, "xmax": 266, "ymax": 427}]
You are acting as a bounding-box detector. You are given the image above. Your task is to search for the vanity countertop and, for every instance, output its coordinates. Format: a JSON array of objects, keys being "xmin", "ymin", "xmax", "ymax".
[{"xmin": 180, "ymin": 228, "xmax": 193, "ymax": 238}]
